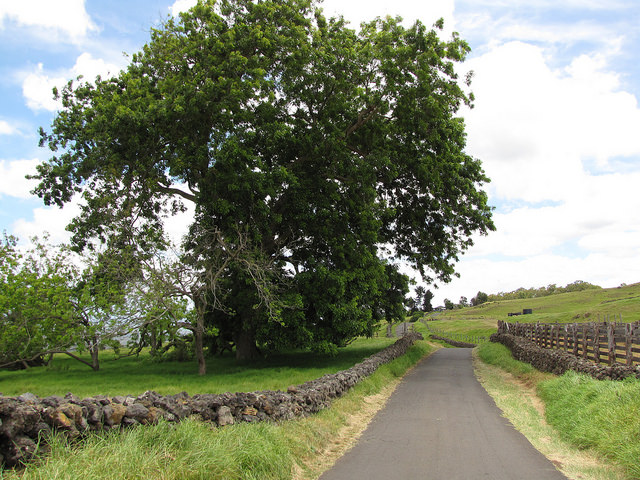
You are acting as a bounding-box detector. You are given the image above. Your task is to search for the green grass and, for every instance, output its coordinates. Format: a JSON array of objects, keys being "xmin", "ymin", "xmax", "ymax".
[
  {"xmin": 0, "ymin": 337, "xmax": 396, "ymax": 398},
  {"xmin": 475, "ymin": 341, "xmax": 540, "ymax": 378},
  {"xmin": 0, "ymin": 341, "xmax": 435, "ymax": 480},
  {"xmin": 426, "ymin": 282, "xmax": 640, "ymax": 339},
  {"xmin": 538, "ymin": 372, "xmax": 640, "ymax": 479}
]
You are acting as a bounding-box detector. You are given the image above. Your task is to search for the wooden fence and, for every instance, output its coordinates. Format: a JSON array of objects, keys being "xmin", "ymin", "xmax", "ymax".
[{"xmin": 497, "ymin": 317, "xmax": 640, "ymax": 366}]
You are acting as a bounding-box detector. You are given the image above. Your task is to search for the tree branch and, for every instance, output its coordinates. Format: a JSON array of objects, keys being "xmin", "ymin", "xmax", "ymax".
[
  {"xmin": 156, "ymin": 183, "xmax": 197, "ymax": 202},
  {"xmin": 345, "ymin": 104, "xmax": 379, "ymax": 138}
]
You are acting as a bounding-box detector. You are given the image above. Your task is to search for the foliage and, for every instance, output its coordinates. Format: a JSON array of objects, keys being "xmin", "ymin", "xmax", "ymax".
[
  {"xmin": 486, "ymin": 280, "xmax": 601, "ymax": 302},
  {"xmin": 470, "ymin": 291, "xmax": 488, "ymax": 306},
  {"xmin": 34, "ymin": 0, "xmax": 494, "ymax": 367},
  {"xmin": 411, "ymin": 286, "xmax": 433, "ymax": 313},
  {"xmin": 0, "ymin": 234, "xmax": 77, "ymax": 369},
  {"xmin": 0, "ymin": 235, "xmax": 186, "ymax": 371}
]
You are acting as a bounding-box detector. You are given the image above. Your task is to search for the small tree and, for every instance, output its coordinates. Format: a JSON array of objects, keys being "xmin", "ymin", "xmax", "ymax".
[
  {"xmin": 444, "ymin": 298, "xmax": 455, "ymax": 310},
  {"xmin": 422, "ymin": 290, "xmax": 434, "ymax": 312},
  {"xmin": 0, "ymin": 235, "xmax": 175, "ymax": 371},
  {"xmin": 471, "ymin": 291, "xmax": 488, "ymax": 306}
]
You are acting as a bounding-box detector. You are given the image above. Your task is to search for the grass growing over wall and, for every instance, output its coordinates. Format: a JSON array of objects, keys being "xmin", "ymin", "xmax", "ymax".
[
  {"xmin": 0, "ymin": 337, "xmax": 396, "ymax": 398},
  {"xmin": 538, "ymin": 372, "xmax": 640, "ymax": 479},
  {"xmin": 0, "ymin": 341, "xmax": 435, "ymax": 480}
]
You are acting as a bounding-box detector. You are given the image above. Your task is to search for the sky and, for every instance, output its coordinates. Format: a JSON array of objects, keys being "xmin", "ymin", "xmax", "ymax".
[{"xmin": 1, "ymin": 0, "xmax": 640, "ymax": 307}]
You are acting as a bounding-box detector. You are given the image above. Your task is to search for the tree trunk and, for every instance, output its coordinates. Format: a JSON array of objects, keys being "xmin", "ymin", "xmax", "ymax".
[
  {"xmin": 195, "ymin": 315, "xmax": 206, "ymax": 375},
  {"xmin": 90, "ymin": 339, "xmax": 100, "ymax": 371},
  {"xmin": 235, "ymin": 328, "xmax": 260, "ymax": 362},
  {"xmin": 90, "ymin": 347, "xmax": 100, "ymax": 371}
]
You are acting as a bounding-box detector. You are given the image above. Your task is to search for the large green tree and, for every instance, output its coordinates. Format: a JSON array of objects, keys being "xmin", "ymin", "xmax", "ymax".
[{"xmin": 34, "ymin": 0, "xmax": 494, "ymax": 369}]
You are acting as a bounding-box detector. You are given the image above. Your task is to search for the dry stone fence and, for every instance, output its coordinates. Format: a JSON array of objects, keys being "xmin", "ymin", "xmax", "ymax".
[
  {"xmin": 492, "ymin": 320, "xmax": 640, "ymax": 381},
  {"xmin": 0, "ymin": 332, "xmax": 422, "ymax": 468},
  {"xmin": 496, "ymin": 319, "xmax": 640, "ymax": 366}
]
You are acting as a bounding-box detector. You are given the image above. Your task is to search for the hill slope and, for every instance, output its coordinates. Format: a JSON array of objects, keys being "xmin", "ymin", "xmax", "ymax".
[{"xmin": 427, "ymin": 282, "xmax": 640, "ymax": 337}]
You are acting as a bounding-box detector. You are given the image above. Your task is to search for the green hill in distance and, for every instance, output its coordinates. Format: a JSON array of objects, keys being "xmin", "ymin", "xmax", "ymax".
[{"xmin": 425, "ymin": 282, "xmax": 640, "ymax": 338}]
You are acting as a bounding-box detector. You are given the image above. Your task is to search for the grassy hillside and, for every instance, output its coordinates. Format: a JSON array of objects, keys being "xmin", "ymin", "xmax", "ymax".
[{"xmin": 426, "ymin": 282, "xmax": 640, "ymax": 338}]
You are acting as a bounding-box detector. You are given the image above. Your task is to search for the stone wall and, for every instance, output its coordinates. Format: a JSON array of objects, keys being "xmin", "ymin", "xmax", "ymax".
[
  {"xmin": 429, "ymin": 334, "xmax": 476, "ymax": 348},
  {"xmin": 0, "ymin": 332, "xmax": 423, "ymax": 467},
  {"xmin": 491, "ymin": 332, "xmax": 640, "ymax": 381}
]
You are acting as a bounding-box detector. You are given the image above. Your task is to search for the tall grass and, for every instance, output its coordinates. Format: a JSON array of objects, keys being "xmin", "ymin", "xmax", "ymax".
[
  {"xmin": 0, "ymin": 341, "xmax": 434, "ymax": 480},
  {"xmin": 538, "ymin": 372, "xmax": 640, "ymax": 479},
  {"xmin": 476, "ymin": 342, "xmax": 640, "ymax": 479}
]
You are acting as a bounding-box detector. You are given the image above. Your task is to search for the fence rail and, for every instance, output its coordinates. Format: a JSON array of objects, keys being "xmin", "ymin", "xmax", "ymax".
[{"xmin": 497, "ymin": 317, "xmax": 640, "ymax": 366}]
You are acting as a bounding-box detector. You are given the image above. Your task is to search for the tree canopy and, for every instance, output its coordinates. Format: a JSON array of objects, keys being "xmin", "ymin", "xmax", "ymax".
[{"xmin": 34, "ymin": 0, "xmax": 494, "ymax": 369}]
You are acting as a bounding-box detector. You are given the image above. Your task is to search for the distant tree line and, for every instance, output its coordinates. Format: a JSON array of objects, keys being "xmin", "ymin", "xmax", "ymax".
[
  {"xmin": 485, "ymin": 281, "xmax": 601, "ymax": 302},
  {"xmin": 438, "ymin": 280, "xmax": 602, "ymax": 311}
]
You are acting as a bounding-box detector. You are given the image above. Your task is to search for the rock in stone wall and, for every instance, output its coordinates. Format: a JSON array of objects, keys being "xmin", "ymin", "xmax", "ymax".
[
  {"xmin": 0, "ymin": 332, "xmax": 423, "ymax": 467},
  {"xmin": 490, "ymin": 333, "xmax": 640, "ymax": 381}
]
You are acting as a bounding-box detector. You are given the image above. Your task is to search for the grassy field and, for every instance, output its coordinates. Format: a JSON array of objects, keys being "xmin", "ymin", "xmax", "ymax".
[
  {"xmin": 424, "ymin": 282, "xmax": 640, "ymax": 339},
  {"xmin": 0, "ymin": 339, "xmax": 436, "ymax": 480},
  {"xmin": 0, "ymin": 337, "xmax": 396, "ymax": 398}
]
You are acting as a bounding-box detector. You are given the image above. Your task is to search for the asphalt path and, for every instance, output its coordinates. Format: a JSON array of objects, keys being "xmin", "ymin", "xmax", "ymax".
[{"xmin": 319, "ymin": 348, "xmax": 566, "ymax": 480}]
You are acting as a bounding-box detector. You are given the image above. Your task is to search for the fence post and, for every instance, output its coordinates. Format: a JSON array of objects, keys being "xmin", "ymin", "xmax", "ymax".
[
  {"xmin": 545, "ymin": 324, "xmax": 550, "ymax": 348},
  {"xmin": 536, "ymin": 322, "xmax": 541, "ymax": 347},
  {"xmin": 593, "ymin": 323, "xmax": 600, "ymax": 363},
  {"xmin": 625, "ymin": 323, "xmax": 633, "ymax": 367},
  {"xmin": 582, "ymin": 324, "xmax": 588, "ymax": 359},
  {"xmin": 572, "ymin": 323, "xmax": 578, "ymax": 356},
  {"xmin": 607, "ymin": 322, "xmax": 616, "ymax": 365}
]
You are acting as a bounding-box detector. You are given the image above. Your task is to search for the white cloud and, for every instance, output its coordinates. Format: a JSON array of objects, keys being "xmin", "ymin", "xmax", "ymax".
[
  {"xmin": 0, "ymin": 120, "xmax": 18, "ymax": 135},
  {"xmin": 0, "ymin": 159, "xmax": 41, "ymax": 199},
  {"xmin": 22, "ymin": 63, "xmax": 66, "ymax": 112},
  {"xmin": 12, "ymin": 203, "xmax": 81, "ymax": 246},
  {"xmin": 169, "ymin": 0, "xmax": 198, "ymax": 16},
  {"xmin": 431, "ymin": 250, "xmax": 640, "ymax": 306},
  {"xmin": 0, "ymin": 0, "xmax": 97, "ymax": 43},
  {"xmin": 22, "ymin": 54, "xmax": 122, "ymax": 112},
  {"xmin": 463, "ymin": 41, "xmax": 640, "ymax": 204},
  {"xmin": 164, "ymin": 202, "xmax": 195, "ymax": 247},
  {"xmin": 72, "ymin": 52, "xmax": 122, "ymax": 82}
]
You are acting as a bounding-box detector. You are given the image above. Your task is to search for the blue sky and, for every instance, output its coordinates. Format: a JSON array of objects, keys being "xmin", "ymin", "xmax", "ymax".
[{"xmin": 1, "ymin": 0, "xmax": 640, "ymax": 306}]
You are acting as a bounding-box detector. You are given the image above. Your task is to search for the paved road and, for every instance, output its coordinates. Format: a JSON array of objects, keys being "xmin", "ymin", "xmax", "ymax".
[{"xmin": 319, "ymin": 348, "xmax": 566, "ymax": 480}]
